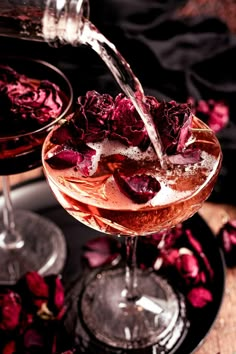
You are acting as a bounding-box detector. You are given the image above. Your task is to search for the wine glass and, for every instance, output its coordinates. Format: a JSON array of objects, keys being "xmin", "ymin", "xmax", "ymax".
[
  {"xmin": 42, "ymin": 92, "xmax": 222, "ymax": 352},
  {"xmin": 0, "ymin": 56, "xmax": 73, "ymax": 285}
]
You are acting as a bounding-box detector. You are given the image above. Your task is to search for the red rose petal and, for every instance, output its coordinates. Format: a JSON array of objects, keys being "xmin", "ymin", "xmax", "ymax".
[
  {"xmin": 45, "ymin": 145, "xmax": 84, "ymax": 169},
  {"xmin": 113, "ymin": 170, "xmax": 161, "ymax": 204},
  {"xmin": 187, "ymin": 287, "xmax": 213, "ymax": 308}
]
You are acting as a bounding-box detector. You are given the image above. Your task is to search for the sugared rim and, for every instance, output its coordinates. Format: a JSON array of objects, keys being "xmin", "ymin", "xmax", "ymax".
[{"xmin": 0, "ymin": 56, "xmax": 73, "ymax": 140}]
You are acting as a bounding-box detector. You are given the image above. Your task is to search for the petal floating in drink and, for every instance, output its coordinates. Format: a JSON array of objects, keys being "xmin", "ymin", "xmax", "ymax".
[
  {"xmin": 45, "ymin": 145, "xmax": 84, "ymax": 169},
  {"xmin": 168, "ymin": 149, "xmax": 201, "ymax": 165},
  {"xmin": 113, "ymin": 170, "xmax": 161, "ymax": 204},
  {"xmin": 45, "ymin": 144, "xmax": 96, "ymax": 176}
]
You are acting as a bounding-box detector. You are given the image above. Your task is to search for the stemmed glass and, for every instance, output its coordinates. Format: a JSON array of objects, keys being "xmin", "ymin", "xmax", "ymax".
[
  {"xmin": 0, "ymin": 56, "xmax": 73, "ymax": 285},
  {"xmin": 42, "ymin": 92, "xmax": 222, "ymax": 352}
]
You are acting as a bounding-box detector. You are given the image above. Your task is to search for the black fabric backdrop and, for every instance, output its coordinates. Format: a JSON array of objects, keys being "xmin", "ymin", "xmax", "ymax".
[{"xmin": 1, "ymin": 0, "xmax": 236, "ymax": 204}]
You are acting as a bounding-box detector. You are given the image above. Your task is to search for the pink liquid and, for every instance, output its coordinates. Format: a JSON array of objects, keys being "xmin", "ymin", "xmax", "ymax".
[{"xmin": 43, "ymin": 117, "xmax": 222, "ymax": 236}]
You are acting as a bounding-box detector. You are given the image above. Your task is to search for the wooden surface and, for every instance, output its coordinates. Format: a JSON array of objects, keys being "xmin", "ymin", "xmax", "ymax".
[{"xmin": 1, "ymin": 172, "xmax": 236, "ymax": 354}]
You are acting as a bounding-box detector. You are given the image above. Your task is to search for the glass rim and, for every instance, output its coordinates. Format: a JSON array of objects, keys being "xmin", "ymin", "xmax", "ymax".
[{"xmin": 0, "ymin": 56, "xmax": 73, "ymax": 141}]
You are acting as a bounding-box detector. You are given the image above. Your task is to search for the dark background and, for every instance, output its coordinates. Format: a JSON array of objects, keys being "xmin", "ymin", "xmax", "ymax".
[{"xmin": 1, "ymin": 0, "xmax": 236, "ymax": 204}]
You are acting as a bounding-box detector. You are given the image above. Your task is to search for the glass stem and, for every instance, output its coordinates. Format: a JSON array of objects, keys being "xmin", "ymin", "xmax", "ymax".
[
  {"xmin": 0, "ymin": 176, "xmax": 24, "ymax": 249},
  {"xmin": 125, "ymin": 236, "xmax": 139, "ymax": 301}
]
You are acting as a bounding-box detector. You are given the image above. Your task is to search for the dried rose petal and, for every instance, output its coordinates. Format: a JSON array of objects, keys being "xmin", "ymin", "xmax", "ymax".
[
  {"xmin": 167, "ymin": 149, "xmax": 201, "ymax": 165},
  {"xmin": 74, "ymin": 144, "xmax": 96, "ymax": 177},
  {"xmin": 0, "ymin": 291, "xmax": 21, "ymax": 331},
  {"xmin": 23, "ymin": 327, "xmax": 45, "ymax": 350},
  {"xmin": 83, "ymin": 236, "xmax": 122, "ymax": 268},
  {"xmin": 0, "ymin": 65, "xmax": 64, "ymax": 132},
  {"xmin": 18, "ymin": 271, "xmax": 49, "ymax": 312},
  {"xmin": 185, "ymin": 229, "xmax": 203, "ymax": 254},
  {"xmin": 217, "ymin": 220, "xmax": 236, "ymax": 267},
  {"xmin": 110, "ymin": 94, "xmax": 150, "ymax": 151},
  {"xmin": 72, "ymin": 90, "xmax": 113, "ymax": 143},
  {"xmin": 45, "ymin": 145, "xmax": 84, "ymax": 169},
  {"xmin": 46, "ymin": 142, "xmax": 96, "ymax": 177},
  {"xmin": 187, "ymin": 286, "xmax": 213, "ymax": 307},
  {"xmin": 208, "ymin": 101, "xmax": 229, "ymax": 133},
  {"xmin": 53, "ymin": 277, "xmax": 65, "ymax": 315},
  {"xmin": 8, "ymin": 80, "xmax": 63, "ymax": 124},
  {"xmin": 113, "ymin": 170, "xmax": 161, "ymax": 204},
  {"xmin": 153, "ymin": 100, "xmax": 192, "ymax": 155},
  {"xmin": 162, "ymin": 249, "xmax": 180, "ymax": 267},
  {"xmin": 2, "ymin": 340, "xmax": 16, "ymax": 354},
  {"xmin": 188, "ymin": 97, "xmax": 229, "ymax": 133},
  {"xmin": 45, "ymin": 275, "xmax": 65, "ymax": 320},
  {"xmin": 50, "ymin": 118, "xmax": 81, "ymax": 146},
  {"xmin": 175, "ymin": 253, "xmax": 200, "ymax": 281},
  {"xmin": 83, "ymin": 251, "xmax": 120, "ymax": 268}
]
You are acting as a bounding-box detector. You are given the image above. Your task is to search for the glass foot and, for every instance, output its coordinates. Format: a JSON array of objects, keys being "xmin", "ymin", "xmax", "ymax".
[
  {"xmin": 80, "ymin": 267, "xmax": 188, "ymax": 351},
  {"xmin": 0, "ymin": 209, "xmax": 66, "ymax": 284}
]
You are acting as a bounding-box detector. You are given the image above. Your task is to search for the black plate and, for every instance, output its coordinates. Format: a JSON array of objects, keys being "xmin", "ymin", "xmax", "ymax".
[{"xmin": 1, "ymin": 178, "xmax": 226, "ymax": 354}]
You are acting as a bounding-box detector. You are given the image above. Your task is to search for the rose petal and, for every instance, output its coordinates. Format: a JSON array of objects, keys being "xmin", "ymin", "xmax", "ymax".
[
  {"xmin": 83, "ymin": 250, "xmax": 120, "ymax": 268},
  {"xmin": 187, "ymin": 287, "xmax": 213, "ymax": 307},
  {"xmin": 0, "ymin": 291, "xmax": 21, "ymax": 331},
  {"xmin": 176, "ymin": 254, "xmax": 199, "ymax": 280},
  {"xmin": 168, "ymin": 149, "xmax": 201, "ymax": 165},
  {"xmin": 218, "ymin": 220, "xmax": 236, "ymax": 267},
  {"xmin": 2, "ymin": 340, "xmax": 16, "ymax": 354},
  {"xmin": 85, "ymin": 236, "xmax": 121, "ymax": 253},
  {"xmin": 113, "ymin": 170, "xmax": 161, "ymax": 204},
  {"xmin": 45, "ymin": 145, "xmax": 84, "ymax": 169}
]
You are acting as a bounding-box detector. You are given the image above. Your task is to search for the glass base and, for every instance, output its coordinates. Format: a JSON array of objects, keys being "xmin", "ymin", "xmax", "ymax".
[
  {"xmin": 80, "ymin": 267, "xmax": 188, "ymax": 351},
  {"xmin": 0, "ymin": 209, "xmax": 66, "ymax": 284}
]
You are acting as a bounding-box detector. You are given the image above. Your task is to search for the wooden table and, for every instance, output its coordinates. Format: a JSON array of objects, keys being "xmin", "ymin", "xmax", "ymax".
[{"xmin": 1, "ymin": 172, "xmax": 236, "ymax": 354}]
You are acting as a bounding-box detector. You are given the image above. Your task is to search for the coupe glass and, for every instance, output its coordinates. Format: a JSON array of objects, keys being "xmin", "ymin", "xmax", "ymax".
[
  {"xmin": 42, "ymin": 104, "xmax": 222, "ymax": 351},
  {"xmin": 0, "ymin": 56, "xmax": 73, "ymax": 285}
]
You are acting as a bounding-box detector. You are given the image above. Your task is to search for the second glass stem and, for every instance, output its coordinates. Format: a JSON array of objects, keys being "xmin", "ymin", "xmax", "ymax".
[
  {"xmin": 125, "ymin": 236, "xmax": 139, "ymax": 301},
  {"xmin": 0, "ymin": 176, "xmax": 23, "ymax": 249}
]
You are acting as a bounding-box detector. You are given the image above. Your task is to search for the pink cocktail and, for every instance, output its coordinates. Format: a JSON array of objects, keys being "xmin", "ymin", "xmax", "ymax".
[{"xmin": 42, "ymin": 91, "xmax": 222, "ymax": 350}]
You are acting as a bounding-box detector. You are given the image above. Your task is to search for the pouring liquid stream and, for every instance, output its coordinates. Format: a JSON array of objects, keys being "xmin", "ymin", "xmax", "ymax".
[{"xmin": 80, "ymin": 20, "xmax": 165, "ymax": 167}]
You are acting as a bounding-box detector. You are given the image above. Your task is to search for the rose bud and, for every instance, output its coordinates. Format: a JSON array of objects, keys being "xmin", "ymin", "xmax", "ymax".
[
  {"xmin": 0, "ymin": 291, "xmax": 21, "ymax": 331},
  {"xmin": 17, "ymin": 271, "xmax": 49, "ymax": 313},
  {"xmin": 217, "ymin": 219, "xmax": 236, "ymax": 267},
  {"xmin": 187, "ymin": 286, "xmax": 213, "ymax": 308}
]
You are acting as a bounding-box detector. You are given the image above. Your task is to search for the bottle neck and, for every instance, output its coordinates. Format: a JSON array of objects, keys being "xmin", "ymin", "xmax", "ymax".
[
  {"xmin": 43, "ymin": 0, "xmax": 90, "ymax": 45},
  {"xmin": 0, "ymin": 0, "xmax": 89, "ymax": 45}
]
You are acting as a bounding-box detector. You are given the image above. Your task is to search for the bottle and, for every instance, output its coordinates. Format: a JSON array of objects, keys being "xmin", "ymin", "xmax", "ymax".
[{"xmin": 0, "ymin": 0, "xmax": 90, "ymax": 45}]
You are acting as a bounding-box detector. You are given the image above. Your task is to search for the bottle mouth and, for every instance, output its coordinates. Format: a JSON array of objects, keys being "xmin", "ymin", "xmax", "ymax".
[{"xmin": 43, "ymin": 0, "xmax": 90, "ymax": 45}]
